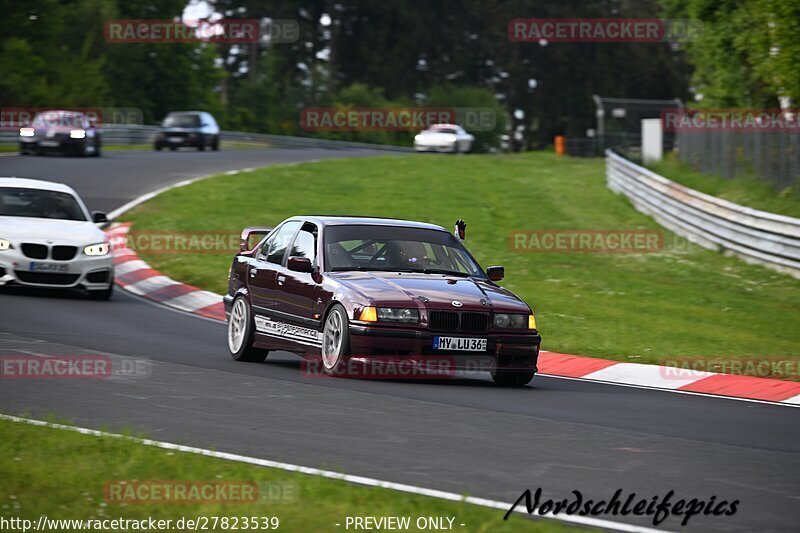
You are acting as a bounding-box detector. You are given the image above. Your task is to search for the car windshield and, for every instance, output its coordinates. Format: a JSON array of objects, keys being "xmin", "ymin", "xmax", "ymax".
[
  {"xmin": 325, "ymin": 224, "xmax": 485, "ymax": 277},
  {"xmin": 427, "ymin": 127, "xmax": 457, "ymax": 134},
  {"xmin": 163, "ymin": 114, "xmax": 201, "ymax": 128},
  {"xmin": 32, "ymin": 113, "xmax": 83, "ymax": 128},
  {"xmin": 0, "ymin": 187, "xmax": 86, "ymax": 221}
]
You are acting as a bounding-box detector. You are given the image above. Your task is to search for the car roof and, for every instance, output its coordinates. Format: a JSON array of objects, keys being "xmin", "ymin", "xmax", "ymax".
[
  {"xmin": 166, "ymin": 111, "xmax": 206, "ymax": 115},
  {"xmin": 427, "ymin": 124, "xmax": 461, "ymax": 129},
  {"xmin": 0, "ymin": 177, "xmax": 79, "ymax": 195},
  {"xmin": 289, "ymin": 216, "xmax": 447, "ymax": 232}
]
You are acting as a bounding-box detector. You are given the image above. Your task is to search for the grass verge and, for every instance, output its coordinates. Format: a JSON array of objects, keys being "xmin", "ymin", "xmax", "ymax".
[
  {"xmin": 647, "ymin": 153, "xmax": 800, "ymax": 218},
  {"xmin": 0, "ymin": 417, "xmax": 576, "ymax": 532},
  {"xmin": 123, "ymin": 153, "xmax": 800, "ymax": 374}
]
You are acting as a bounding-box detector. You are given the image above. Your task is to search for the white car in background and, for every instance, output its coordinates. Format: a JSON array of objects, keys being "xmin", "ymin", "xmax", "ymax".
[
  {"xmin": 0, "ymin": 177, "xmax": 114, "ymax": 299},
  {"xmin": 414, "ymin": 124, "xmax": 475, "ymax": 153}
]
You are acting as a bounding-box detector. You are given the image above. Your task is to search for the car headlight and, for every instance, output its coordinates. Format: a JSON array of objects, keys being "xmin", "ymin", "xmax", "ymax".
[
  {"xmin": 20, "ymin": 127, "xmax": 35, "ymax": 137},
  {"xmin": 444, "ymin": 134, "xmax": 456, "ymax": 143},
  {"xmin": 83, "ymin": 243, "xmax": 109, "ymax": 256},
  {"xmin": 0, "ymin": 238, "xmax": 12, "ymax": 251},
  {"xmin": 377, "ymin": 307, "xmax": 420, "ymax": 323},
  {"xmin": 358, "ymin": 306, "xmax": 420, "ymax": 324},
  {"xmin": 494, "ymin": 313, "xmax": 531, "ymax": 329},
  {"xmin": 70, "ymin": 129, "xmax": 86, "ymax": 139}
]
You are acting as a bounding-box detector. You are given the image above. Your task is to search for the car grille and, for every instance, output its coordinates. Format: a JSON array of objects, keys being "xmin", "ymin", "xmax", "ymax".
[
  {"xmin": 21, "ymin": 243, "xmax": 48, "ymax": 259},
  {"xmin": 52, "ymin": 245, "xmax": 78, "ymax": 261},
  {"xmin": 460, "ymin": 312, "xmax": 489, "ymax": 332},
  {"xmin": 15, "ymin": 271, "xmax": 80, "ymax": 285},
  {"xmin": 428, "ymin": 311, "xmax": 489, "ymax": 332},
  {"xmin": 429, "ymin": 311, "xmax": 459, "ymax": 330}
]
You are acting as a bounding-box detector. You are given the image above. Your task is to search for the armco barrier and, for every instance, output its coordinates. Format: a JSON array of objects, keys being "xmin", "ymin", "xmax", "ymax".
[
  {"xmin": 606, "ymin": 149, "xmax": 800, "ymax": 278},
  {"xmin": 0, "ymin": 125, "xmax": 413, "ymax": 152}
]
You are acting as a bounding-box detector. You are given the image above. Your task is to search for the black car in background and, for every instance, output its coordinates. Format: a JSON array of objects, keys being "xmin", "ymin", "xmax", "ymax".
[
  {"xmin": 19, "ymin": 110, "xmax": 101, "ymax": 157},
  {"xmin": 154, "ymin": 111, "xmax": 220, "ymax": 151}
]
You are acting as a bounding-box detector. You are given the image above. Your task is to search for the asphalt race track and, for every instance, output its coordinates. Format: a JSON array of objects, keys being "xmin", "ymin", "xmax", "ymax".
[{"xmin": 1, "ymin": 148, "xmax": 798, "ymax": 532}]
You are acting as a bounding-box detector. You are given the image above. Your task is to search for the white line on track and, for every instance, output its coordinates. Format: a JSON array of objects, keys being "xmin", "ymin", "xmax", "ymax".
[{"xmin": 0, "ymin": 413, "xmax": 670, "ymax": 533}]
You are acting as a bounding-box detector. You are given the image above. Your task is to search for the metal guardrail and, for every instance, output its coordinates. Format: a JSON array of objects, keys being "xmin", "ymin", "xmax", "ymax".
[
  {"xmin": 606, "ymin": 149, "xmax": 800, "ymax": 278},
  {"xmin": 0, "ymin": 125, "xmax": 414, "ymax": 152}
]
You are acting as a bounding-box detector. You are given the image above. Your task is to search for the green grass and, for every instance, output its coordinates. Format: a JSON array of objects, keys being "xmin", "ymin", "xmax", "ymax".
[
  {"xmin": 0, "ymin": 418, "xmax": 576, "ymax": 532},
  {"xmin": 647, "ymin": 153, "xmax": 800, "ymax": 218},
  {"xmin": 123, "ymin": 153, "xmax": 800, "ymax": 373}
]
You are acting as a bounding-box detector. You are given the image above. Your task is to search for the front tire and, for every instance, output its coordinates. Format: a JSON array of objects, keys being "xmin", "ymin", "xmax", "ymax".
[
  {"xmin": 87, "ymin": 282, "xmax": 114, "ymax": 300},
  {"xmin": 228, "ymin": 296, "xmax": 268, "ymax": 362},
  {"xmin": 321, "ymin": 304, "xmax": 351, "ymax": 376},
  {"xmin": 491, "ymin": 368, "xmax": 535, "ymax": 387}
]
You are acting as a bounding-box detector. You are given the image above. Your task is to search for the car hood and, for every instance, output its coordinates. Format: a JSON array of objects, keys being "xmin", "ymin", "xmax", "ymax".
[
  {"xmin": 331, "ymin": 271, "xmax": 530, "ymax": 313},
  {"xmin": 0, "ymin": 217, "xmax": 104, "ymax": 245}
]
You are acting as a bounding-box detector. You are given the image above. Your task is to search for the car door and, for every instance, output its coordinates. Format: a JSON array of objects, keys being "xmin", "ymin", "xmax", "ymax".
[
  {"xmin": 277, "ymin": 222, "xmax": 321, "ymax": 326},
  {"xmin": 248, "ymin": 221, "xmax": 299, "ymax": 315}
]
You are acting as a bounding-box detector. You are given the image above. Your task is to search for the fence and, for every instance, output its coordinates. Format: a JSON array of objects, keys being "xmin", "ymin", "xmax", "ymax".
[
  {"xmin": 606, "ymin": 149, "xmax": 800, "ymax": 278},
  {"xmin": 0, "ymin": 125, "xmax": 414, "ymax": 152},
  {"xmin": 676, "ymin": 130, "xmax": 800, "ymax": 189},
  {"xmin": 565, "ymin": 131, "xmax": 676, "ymax": 159}
]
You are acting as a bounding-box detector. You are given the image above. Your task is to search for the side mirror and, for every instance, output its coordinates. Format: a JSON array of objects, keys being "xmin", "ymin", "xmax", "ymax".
[
  {"xmin": 92, "ymin": 211, "xmax": 109, "ymax": 223},
  {"xmin": 240, "ymin": 226, "xmax": 272, "ymax": 252},
  {"xmin": 288, "ymin": 256, "xmax": 313, "ymax": 273},
  {"xmin": 486, "ymin": 266, "xmax": 504, "ymax": 281}
]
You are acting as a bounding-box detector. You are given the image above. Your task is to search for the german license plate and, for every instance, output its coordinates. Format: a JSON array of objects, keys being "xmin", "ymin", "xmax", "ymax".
[
  {"xmin": 40, "ymin": 140, "xmax": 59, "ymax": 147},
  {"xmin": 168, "ymin": 137, "xmax": 183, "ymax": 143},
  {"xmin": 432, "ymin": 336, "xmax": 487, "ymax": 352},
  {"xmin": 29, "ymin": 262, "xmax": 69, "ymax": 272}
]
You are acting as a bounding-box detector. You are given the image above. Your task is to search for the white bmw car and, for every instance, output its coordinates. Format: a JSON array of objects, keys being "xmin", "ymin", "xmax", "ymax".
[
  {"xmin": 414, "ymin": 124, "xmax": 475, "ymax": 153},
  {"xmin": 0, "ymin": 177, "xmax": 114, "ymax": 299}
]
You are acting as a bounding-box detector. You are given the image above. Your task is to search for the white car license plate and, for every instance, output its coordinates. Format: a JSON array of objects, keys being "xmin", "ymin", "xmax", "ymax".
[
  {"xmin": 432, "ymin": 336, "xmax": 487, "ymax": 352},
  {"xmin": 168, "ymin": 136, "xmax": 183, "ymax": 142},
  {"xmin": 29, "ymin": 262, "xmax": 69, "ymax": 273},
  {"xmin": 40, "ymin": 140, "xmax": 59, "ymax": 147}
]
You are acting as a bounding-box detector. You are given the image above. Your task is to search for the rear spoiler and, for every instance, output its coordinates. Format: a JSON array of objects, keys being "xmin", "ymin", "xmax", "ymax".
[{"xmin": 240, "ymin": 226, "xmax": 273, "ymax": 252}]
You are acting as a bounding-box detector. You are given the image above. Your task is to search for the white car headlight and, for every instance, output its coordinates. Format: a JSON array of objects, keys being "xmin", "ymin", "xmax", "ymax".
[
  {"xmin": 20, "ymin": 127, "xmax": 35, "ymax": 137},
  {"xmin": 444, "ymin": 134, "xmax": 456, "ymax": 143},
  {"xmin": 84, "ymin": 243, "xmax": 109, "ymax": 256},
  {"xmin": 494, "ymin": 313, "xmax": 528, "ymax": 329},
  {"xmin": 70, "ymin": 129, "xmax": 86, "ymax": 139},
  {"xmin": 0, "ymin": 238, "xmax": 11, "ymax": 251}
]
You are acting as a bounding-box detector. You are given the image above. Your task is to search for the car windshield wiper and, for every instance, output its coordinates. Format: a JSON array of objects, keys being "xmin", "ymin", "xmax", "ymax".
[{"xmin": 418, "ymin": 268, "xmax": 470, "ymax": 277}]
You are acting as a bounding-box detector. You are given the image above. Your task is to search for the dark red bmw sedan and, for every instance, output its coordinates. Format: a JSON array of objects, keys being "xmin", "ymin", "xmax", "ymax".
[{"xmin": 224, "ymin": 216, "xmax": 541, "ymax": 386}]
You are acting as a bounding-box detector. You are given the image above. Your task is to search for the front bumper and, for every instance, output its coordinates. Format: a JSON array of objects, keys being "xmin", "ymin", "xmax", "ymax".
[
  {"xmin": 348, "ymin": 324, "xmax": 540, "ymax": 372},
  {"xmin": 414, "ymin": 141, "xmax": 456, "ymax": 152},
  {"xmin": 0, "ymin": 248, "xmax": 114, "ymax": 290},
  {"xmin": 20, "ymin": 137, "xmax": 89, "ymax": 154}
]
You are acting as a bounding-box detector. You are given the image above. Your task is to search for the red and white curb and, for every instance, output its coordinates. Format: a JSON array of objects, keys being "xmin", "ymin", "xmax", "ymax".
[
  {"xmin": 106, "ymin": 223, "xmax": 225, "ymax": 321},
  {"xmin": 106, "ymin": 223, "xmax": 800, "ymax": 407}
]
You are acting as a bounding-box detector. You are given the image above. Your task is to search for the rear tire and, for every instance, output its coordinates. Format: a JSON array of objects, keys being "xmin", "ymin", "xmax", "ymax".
[
  {"xmin": 491, "ymin": 368, "xmax": 535, "ymax": 387},
  {"xmin": 212, "ymin": 136, "xmax": 220, "ymax": 151},
  {"xmin": 93, "ymin": 138, "xmax": 101, "ymax": 157},
  {"xmin": 321, "ymin": 304, "xmax": 351, "ymax": 376},
  {"xmin": 228, "ymin": 296, "xmax": 268, "ymax": 362}
]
